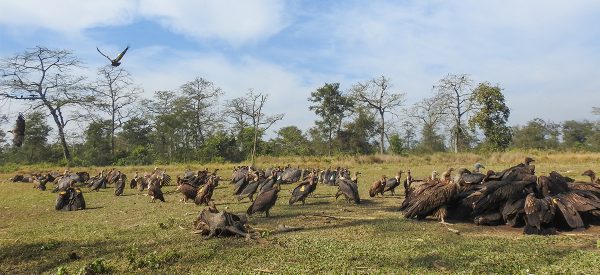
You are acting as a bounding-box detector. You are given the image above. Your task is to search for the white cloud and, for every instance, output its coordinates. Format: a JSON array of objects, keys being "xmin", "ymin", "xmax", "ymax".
[
  {"xmin": 0, "ymin": 0, "xmax": 136, "ymax": 33},
  {"xmin": 0, "ymin": 0, "xmax": 287, "ymax": 44},
  {"xmin": 138, "ymin": 0, "xmax": 287, "ymax": 44}
]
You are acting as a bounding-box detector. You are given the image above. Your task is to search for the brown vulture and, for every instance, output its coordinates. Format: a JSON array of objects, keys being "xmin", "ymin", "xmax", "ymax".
[
  {"xmin": 401, "ymin": 178, "xmax": 461, "ymax": 224},
  {"xmin": 569, "ymin": 170, "xmax": 600, "ymax": 198},
  {"xmin": 383, "ymin": 171, "xmax": 404, "ymax": 196},
  {"xmin": 97, "ymin": 45, "xmax": 129, "ymax": 67},
  {"xmin": 195, "ymin": 176, "xmax": 219, "ymax": 205},
  {"xmin": 335, "ymin": 172, "xmax": 361, "ymax": 204},
  {"xmin": 55, "ymin": 187, "xmax": 86, "ymax": 211},
  {"xmin": 130, "ymin": 172, "xmax": 139, "ymax": 189},
  {"xmin": 114, "ymin": 171, "xmax": 126, "ymax": 196},
  {"xmin": 247, "ymin": 182, "xmax": 280, "ymax": 217},
  {"xmin": 523, "ymin": 193, "xmax": 557, "ymax": 235},
  {"xmin": 369, "ymin": 175, "xmax": 387, "ymax": 197},
  {"xmin": 471, "ymin": 172, "xmax": 535, "ymax": 216},
  {"xmin": 8, "ymin": 113, "xmax": 25, "ymax": 147},
  {"xmin": 289, "ymin": 174, "xmax": 318, "ymax": 205},
  {"xmin": 89, "ymin": 171, "xmax": 107, "ymax": 192},
  {"xmin": 177, "ymin": 183, "xmax": 198, "ymax": 202},
  {"xmin": 148, "ymin": 178, "xmax": 165, "ymax": 202}
]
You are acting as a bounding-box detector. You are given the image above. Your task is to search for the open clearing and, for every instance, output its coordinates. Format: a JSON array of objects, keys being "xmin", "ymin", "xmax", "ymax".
[{"xmin": 1, "ymin": 155, "xmax": 599, "ymax": 274}]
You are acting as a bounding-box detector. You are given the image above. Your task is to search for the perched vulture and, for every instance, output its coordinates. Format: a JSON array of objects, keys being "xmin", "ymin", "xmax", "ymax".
[
  {"xmin": 523, "ymin": 193, "xmax": 556, "ymax": 235},
  {"xmin": 195, "ymin": 176, "xmax": 219, "ymax": 205},
  {"xmin": 383, "ymin": 171, "xmax": 404, "ymax": 196},
  {"xmin": 289, "ymin": 175, "xmax": 318, "ymax": 205},
  {"xmin": 114, "ymin": 172, "xmax": 126, "ymax": 196},
  {"xmin": 177, "ymin": 183, "xmax": 198, "ymax": 202},
  {"xmin": 55, "ymin": 187, "xmax": 86, "ymax": 211},
  {"xmin": 401, "ymin": 179, "xmax": 461, "ymax": 224},
  {"xmin": 9, "ymin": 113, "xmax": 25, "ymax": 147},
  {"xmin": 336, "ymin": 177, "xmax": 360, "ymax": 204},
  {"xmin": 470, "ymin": 171, "xmax": 535, "ymax": 216},
  {"xmin": 89, "ymin": 171, "xmax": 107, "ymax": 192},
  {"xmin": 237, "ymin": 173, "xmax": 266, "ymax": 202},
  {"xmin": 130, "ymin": 172, "xmax": 139, "ymax": 189},
  {"xmin": 247, "ymin": 183, "xmax": 280, "ymax": 217},
  {"xmin": 148, "ymin": 178, "xmax": 165, "ymax": 202},
  {"xmin": 369, "ymin": 175, "xmax": 387, "ymax": 197},
  {"xmin": 501, "ymin": 197, "xmax": 526, "ymax": 227},
  {"xmin": 96, "ymin": 45, "xmax": 129, "ymax": 67}
]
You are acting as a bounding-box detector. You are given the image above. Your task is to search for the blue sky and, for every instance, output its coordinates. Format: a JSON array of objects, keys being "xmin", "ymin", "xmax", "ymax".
[{"xmin": 1, "ymin": 0, "xmax": 599, "ymax": 135}]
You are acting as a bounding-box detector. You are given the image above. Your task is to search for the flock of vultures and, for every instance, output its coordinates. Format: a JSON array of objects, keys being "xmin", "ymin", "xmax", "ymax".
[{"xmin": 7, "ymin": 157, "xmax": 600, "ymax": 238}]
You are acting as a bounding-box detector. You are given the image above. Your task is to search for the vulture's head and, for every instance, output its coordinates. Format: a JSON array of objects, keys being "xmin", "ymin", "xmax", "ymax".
[
  {"xmin": 524, "ymin": 157, "xmax": 535, "ymax": 165},
  {"xmin": 581, "ymin": 170, "xmax": 595, "ymax": 178}
]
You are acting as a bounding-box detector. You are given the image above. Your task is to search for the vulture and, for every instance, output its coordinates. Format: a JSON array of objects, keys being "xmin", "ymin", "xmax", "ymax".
[
  {"xmin": 137, "ymin": 176, "xmax": 148, "ymax": 191},
  {"xmin": 233, "ymin": 174, "xmax": 250, "ymax": 195},
  {"xmin": 130, "ymin": 172, "xmax": 139, "ymax": 189},
  {"xmin": 237, "ymin": 172, "xmax": 266, "ymax": 202},
  {"xmin": 457, "ymin": 168, "xmax": 487, "ymax": 186},
  {"xmin": 55, "ymin": 187, "xmax": 86, "ymax": 211},
  {"xmin": 369, "ymin": 175, "xmax": 387, "ymax": 197},
  {"xmin": 247, "ymin": 182, "xmax": 280, "ymax": 217},
  {"xmin": 383, "ymin": 171, "xmax": 404, "ymax": 196},
  {"xmin": 258, "ymin": 171, "xmax": 279, "ymax": 194},
  {"xmin": 401, "ymin": 177, "xmax": 461, "ymax": 224},
  {"xmin": 335, "ymin": 172, "xmax": 361, "ymax": 204},
  {"xmin": 89, "ymin": 171, "xmax": 107, "ymax": 192},
  {"xmin": 177, "ymin": 183, "xmax": 198, "ymax": 202},
  {"xmin": 473, "ymin": 163, "xmax": 485, "ymax": 173},
  {"xmin": 8, "ymin": 113, "xmax": 25, "ymax": 147},
  {"xmin": 195, "ymin": 176, "xmax": 219, "ymax": 205},
  {"xmin": 97, "ymin": 45, "xmax": 129, "ymax": 67},
  {"xmin": 523, "ymin": 193, "xmax": 557, "ymax": 235},
  {"xmin": 148, "ymin": 178, "xmax": 165, "ymax": 202},
  {"xmin": 501, "ymin": 197, "xmax": 526, "ymax": 227},
  {"xmin": 569, "ymin": 170, "xmax": 600, "ymax": 198},
  {"xmin": 470, "ymin": 172, "xmax": 535, "ymax": 216},
  {"xmin": 114, "ymin": 171, "xmax": 126, "ymax": 196},
  {"xmin": 440, "ymin": 168, "xmax": 454, "ymax": 183},
  {"xmin": 231, "ymin": 166, "xmax": 249, "ymax": 184},
  {"xmin": 289, "ymin": 173, "xmax": 318, "ymax": 205}
]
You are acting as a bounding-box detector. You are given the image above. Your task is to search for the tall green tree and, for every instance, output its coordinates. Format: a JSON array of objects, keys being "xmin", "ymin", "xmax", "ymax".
[
  {"xmin": 562, "ymin": 120, "xmax": 594, "ymax": 150},
  {"xmin": 469, "ymin": 82, "xmax": 512, "ymax": 151},
  {"xmin": 22, "ymin": 112, "xmax": 52, "ymax": 163},
  {"xmin": 309, "ymin": 83, "xmax": 354, "ymax": 156},
  {"xmin": 511, "ymin": 118, "xmax": 560, "ymax": 149},
  {"xmin": 270, "ymin": 126, "xmax": 311, "ymax": 156},
  {"xmin": 83, "ymin": 120, "xmax": 112, "ymax": 165},
  {"xmin": 337, "ymin": 108, "xmax": 378, "ymax": 154}
]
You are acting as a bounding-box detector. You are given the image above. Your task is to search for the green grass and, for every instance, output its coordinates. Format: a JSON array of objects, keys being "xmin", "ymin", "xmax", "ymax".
[{"xmin": 1, "ymin": 156, "xmax": 599, "ymax": 274}]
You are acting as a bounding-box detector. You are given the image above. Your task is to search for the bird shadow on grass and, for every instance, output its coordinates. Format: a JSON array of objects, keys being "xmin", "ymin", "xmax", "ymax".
[{"xmin": 83, "ymin": 206, "xmax": 105, "ymax": 210}]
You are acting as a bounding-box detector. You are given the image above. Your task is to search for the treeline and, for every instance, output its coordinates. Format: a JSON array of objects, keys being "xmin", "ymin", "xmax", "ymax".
[{"xmin": 0, "ymin": 47, "xmax": 599, "ymax": 166}]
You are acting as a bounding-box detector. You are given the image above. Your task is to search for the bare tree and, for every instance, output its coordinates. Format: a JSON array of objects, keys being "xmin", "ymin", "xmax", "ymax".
[
  {"xmin": 0, "ymin": 47, "xmax": 92, "ymax": 161},
  {"xmin": 434, "ymin": 74, "xmax": 475, "ymax": 153},
  {"xmin": 226, "ymin": 90, "xmax": 283, "ymax": 165},
  {"xmin": 593, "ymin": 107, "xmax": 600, "ymax": 116},
  {"xmin": 92, "ymin": 65, "xmax": 140, "ymax": 156},
  {"xmin": 407, "ymin": 94, "xmax": 448, "ymax": 151},
  {"xmin": 351, "ymin": 75, "xmax": 405, "ymax": 154},
  {"xmin": 180, "ymin": 77, "xmax": 223, "ymax": 148}
]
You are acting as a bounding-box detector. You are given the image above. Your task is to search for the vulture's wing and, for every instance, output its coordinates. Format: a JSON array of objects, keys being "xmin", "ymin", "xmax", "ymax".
[
  {"xmin": 114, "ymin": 45, "xmax": 129, "ymax": 62},
  {"xmin": 96, "ymin": 47, "xmax": 113, "ymax": 61}
]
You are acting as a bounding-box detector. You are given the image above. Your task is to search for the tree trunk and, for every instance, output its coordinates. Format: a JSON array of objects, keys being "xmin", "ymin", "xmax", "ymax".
[
  {"xmin": 251, "ymin": 125, "xmax": 258, "ymax": 167},
  {"xmin": 380, "ymin": 111, "xmax": 385, "ymax": 154},
  {"xmin": 328, "ymin": 128, "xmax": 332, "ymax": 157},
  {"xmin": 111, "ymin": 111, "xmax": 115, "ymax": 157},
  {"xmin": 48, "ymin": 107, "xmax": 72, "ymax": 162}
]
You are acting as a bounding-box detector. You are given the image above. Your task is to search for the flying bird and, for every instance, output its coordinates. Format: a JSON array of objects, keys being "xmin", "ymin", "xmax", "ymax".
[{"xmin": 96, "ymin": 45, "xmax": 129, "ymax": 67}]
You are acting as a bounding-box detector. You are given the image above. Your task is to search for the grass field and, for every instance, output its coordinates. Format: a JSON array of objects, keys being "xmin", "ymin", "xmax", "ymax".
[{"xmin": 1, "ymin": 153, "xmax": 600, "ymax": 274}]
